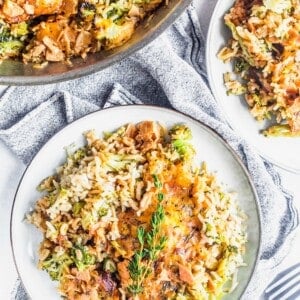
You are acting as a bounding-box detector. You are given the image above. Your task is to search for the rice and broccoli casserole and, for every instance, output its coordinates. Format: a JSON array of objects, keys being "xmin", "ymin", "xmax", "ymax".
[
  {"xmin": 218, "ymin": 0, "xmax": 300, "ymax": 137},
  {"xmin": 27, "ymin": 121, "xmax": 247, "ymax": 299},
  {"xmin": 0, "ymin": 0, "xmax": 164, "ymax": 65}
]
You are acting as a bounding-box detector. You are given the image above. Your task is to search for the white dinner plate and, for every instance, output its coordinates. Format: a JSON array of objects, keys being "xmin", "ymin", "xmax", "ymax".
[
  {"xmin": 206, "ymin": 0, "xmax": 300, "ymax": 173},
  {"xmin": 11, "ymin": 105, "xmax": 261, "ymax": 299}
]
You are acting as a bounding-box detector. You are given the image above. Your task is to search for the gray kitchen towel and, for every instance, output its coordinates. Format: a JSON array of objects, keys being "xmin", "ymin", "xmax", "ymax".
[{"xmin": 0, "ymin": 2, "xmax": 298, "ymax": 299}]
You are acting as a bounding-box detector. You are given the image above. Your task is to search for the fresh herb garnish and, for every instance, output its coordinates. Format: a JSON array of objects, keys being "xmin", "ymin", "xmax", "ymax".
[
  {"xmin": 157, "ymin": 192, "xmax": 164, "ymax": 202},
  {"xmin": 127, "ymin": 201, "xmax": 167, "ymax": 294},
  {"xmin": 152, "ymin": 174, "xmax": 162, "ymax": 188}
]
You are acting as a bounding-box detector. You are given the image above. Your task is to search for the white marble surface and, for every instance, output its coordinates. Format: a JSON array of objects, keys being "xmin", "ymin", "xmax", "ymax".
[{"xmin": 0, "ymin": 1, "xmax": 299, "ymax": 299}]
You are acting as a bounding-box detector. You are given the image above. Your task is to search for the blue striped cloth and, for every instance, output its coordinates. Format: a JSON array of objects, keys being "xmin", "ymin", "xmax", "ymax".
[{"xmin": 1, "ymin": 2, "xmax": 298, "ymax": 299}]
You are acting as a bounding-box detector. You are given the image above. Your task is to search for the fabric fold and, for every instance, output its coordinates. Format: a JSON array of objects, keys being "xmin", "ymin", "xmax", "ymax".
[{"xmin": 0, "ymin": 91, "xmax": 99, "ymax": 164}]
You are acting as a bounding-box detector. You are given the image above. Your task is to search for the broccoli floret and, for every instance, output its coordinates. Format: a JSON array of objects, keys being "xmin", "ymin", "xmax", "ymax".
[
  {"xmin": 170, "ymin": 124, "xmax": 192, "ymax": 140},
  {"xmin": 263, "ymin": 124, "xmax": 300, "ymax": 137},
  {"xmin": 170, "ymin": 125, "xmax": 194, "ymax": 160},
  {"xmin": 225, "ymin": 19, "xmax": 255, "ymax": 66},
  {"xmin": 105, "ymin": 153, "xmax": 139, "ymax": 171},
  {"xmin": 41, "ymin": 253, "xmax": 73, "ymax": 281},
  {"xmin": 10, "ymin": 22, "xmax": 29, "ymax": 37},
  {"xmin": 72, "ymin": 201, "xmax": 86, "ymax": 216},
  {"xmin": 0, "ymin": 40, "xmax": 23, "ymax": 56},
  {"xmin": 103, "ymin": 131, "xmax": 113, "ymax": 140},
  {"xmin": 105, "ymin": 2, "xmax": 128, "ymax": 21},
  {"xmin": 0, "ymin": 21, "xmax": 26, "ymax": 58},
  {"xmin": 234, "ymin": 58, "xmax": 249, "ymax": 73},
  {"xmin": 71, "ymin": 245, "xmax": 96, "ymax": 271},
  {"xmin": 105, "ymin": 153, "xmax": 144, "ymax": 171},
  {"xmin": 105, "ymin": 154, "xmax": 128, "ymax": 171},
  {"xmin": 98, "ymin": 206, "xmax": 109, "ymax": 217},
  {"xmin": 103, "ymin": 258, "xmax": 116, "ymax": 273},
  {"xmin": 72, "ymin": 148, "xmax": 87, "ymax": 161},
  {"xmin": 79, "ymin": 2, "xmax": 96, "ymax": 19},
  {"xmin": 37, "ymin": 175, "xmax": 56, "ymax": 192},
  {"xmin": 0, "ymin": 22, "xmax": 10, "ymax": 43},
  {"xmin": 81, "ymin": 210, "xmax": 98, "ymax": 230},
  {"xmin": 263, "ymin": 0, "xmax": 292, "ymax": 13},
  {"xmin": 96, "ymin": 23, "xmax": 125, "ymax": 41}
]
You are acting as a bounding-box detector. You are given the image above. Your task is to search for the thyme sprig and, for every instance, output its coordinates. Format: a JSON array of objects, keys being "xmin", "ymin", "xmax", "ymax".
[{"xmin": 128, "ymin": 175, "xmax": 167, "ymax": 295}]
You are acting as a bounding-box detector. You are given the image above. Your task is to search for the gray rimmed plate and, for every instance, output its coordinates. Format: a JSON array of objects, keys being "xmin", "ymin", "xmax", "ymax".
[
  {"xmin": 10, "ymin": 105, "xmax": 261, "ymax": 299},
  {"xmin": 206, "ymin": 0, "xmax": 300, "ymax": 173}
]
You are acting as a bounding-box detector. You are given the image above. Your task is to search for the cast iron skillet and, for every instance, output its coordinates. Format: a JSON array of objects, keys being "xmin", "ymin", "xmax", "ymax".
[{"xmin": 0, "ymin": 0, "xmax": 192, "ymax": 85}]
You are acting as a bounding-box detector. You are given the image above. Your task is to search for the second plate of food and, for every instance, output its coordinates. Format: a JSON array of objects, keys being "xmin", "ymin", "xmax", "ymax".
[
  {"xmin": 11, "ymin": 105, "xmax": 260, "ymax": 299},
  {"xmin": 207, "ymin": 0, "xmax": 300, "ymax": 173}
]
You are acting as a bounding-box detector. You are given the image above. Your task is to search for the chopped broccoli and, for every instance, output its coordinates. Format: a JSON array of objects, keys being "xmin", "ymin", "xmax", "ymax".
[
  {"xmin": 0, "ymin": 21, "xmax": 26, "ymax": 58},
  {"xmin": 81, "ymin": 210, "xmax": 98, "ymax": 230},
  {"xmin": 106, "ymin": 7, "xmax": 122, "ymax": 20},
  {"xmin": 103, "ymin": 258, "xmax": 116, "ymax": 273},
  {"xmin": 102, "ymin": 23, "xmax": 122, "ymax": 40},
  {"xmin": 41, "ymin": 253, "xmax": 73, "ymax": 281},
  {"xmin": 225, "ymin": 20, "xmax": 255, "ymax": 66},
  {"xmin": 10, "ymin": 22, "xmax": 29, "ymax": 37},
  {"xmin": 170, "ymin": 124, "xmax": 192, "ymax": 141},
  {"xmin": 0, "ymin": 22, "xmax": 11, "ymax": 43},
  {"xmin": 47, "ymin": 192, "xmax": 57, "ymax": 205},
  {"xmin": 263, "ymin": 0, "xmax": 292, "ymax": 13},
  {"xmin": 105, "ymin": 2, "xmax": 128, "ymax": 21},
  {"xmin": 79, "ymin": 2, "xmax": 96, "ymax": 19},
  {"xmin": 252, "ymin": 94, "xmax": 262, "ymax": 106},
  {"xmin": 105, "ymin": 153, "xmax": 141, "ymax": 171},
  {"xmin": 98, "ymin": 206, "xmax": 109, "ymax": 217},
  {"xmin": 73, "ymin": 201, "xmax": 86, "ymax": 216},
  {"xmin": 37, "ymin": 176, "xmax": 56, "ymax": 192},
  {"xmin": 170, "ymin": 125, "xmax": 194, "ymax": 160},
  {"xmin": 105, "ymin": 154, "xmax": 128, "ymax": 171},
  {"xmin": 72, "ymin": 148, "xmax": 86, "ymax": 161},
  {"xmin": 59, "ymin": 188, "xmax": 69, "ymax": 198},
  {"xmin": 263, "ymin": 124, "xmax": 300, "ymax": 137},
  {"xmin": 96, "ymin": 22, "xmax": 131, "ymax": 42},
  {"xmin": 0, "ymin": 40, "xmax": 23, "ymax": 56},
  {"xmin": 66, "ymin": 146, "xmax": 87, "ymax": 164},
  {"xmin": 227, "ymin": 245, "xmax": 238, "ymax": 253},
  {"xmin": 71, "ymin": 244, "xmax": 96, "ymax": 271},
  {"xmin": 103, "ymin": 131, "xmax": 113, "ymax": 140},
  {"xmin": 234, "ymin": 58, "xmax": 249, "ymax": 73}
]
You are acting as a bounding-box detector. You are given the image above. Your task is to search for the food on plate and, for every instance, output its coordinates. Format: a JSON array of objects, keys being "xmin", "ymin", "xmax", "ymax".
[
  {"xmin": 218, "ymin": 0, "xmax": 300, "ymax": 137},
  {"xmin": 27, "ymin": 121, "xmax": 247, "ymax": 299},
  {"xmin": 0, "ymin": 0, "xmax": 164, "ymax": 65}
]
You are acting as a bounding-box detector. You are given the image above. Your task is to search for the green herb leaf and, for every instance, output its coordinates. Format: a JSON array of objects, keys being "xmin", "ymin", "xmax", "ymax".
[
  {"xmin": 157, "ymin": 193, "xmax": 164, "ymax": 202},
  {"xmin": 152, "ymin": 174, "xmax": 162, "ymax": 188},
  {"xmin": 137, "ymin": 226, "xmax": 145, "ymax": 246},
  {"xmin": 127, "ymin": 202, "xmax": 167, "ymax": 295}
]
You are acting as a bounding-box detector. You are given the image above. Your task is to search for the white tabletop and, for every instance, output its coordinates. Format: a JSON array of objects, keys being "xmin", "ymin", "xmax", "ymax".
[{"xmin": 0, "ymin": 1, "xmax": 299, "ymax": 299}]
